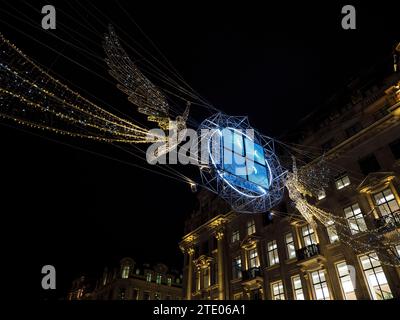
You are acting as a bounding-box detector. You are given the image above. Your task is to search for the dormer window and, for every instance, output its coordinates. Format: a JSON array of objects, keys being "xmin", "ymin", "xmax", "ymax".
[
  {"xmin": 335, "ymin": 175, "xmax": 350, "ymax": 190},
  {"xmin": 121, "ymin": 266, "xmax": 130, "ymax": 279},
  {"xmin": 317, "ymin": 189, "xmax": 326, "ymax": 200}
]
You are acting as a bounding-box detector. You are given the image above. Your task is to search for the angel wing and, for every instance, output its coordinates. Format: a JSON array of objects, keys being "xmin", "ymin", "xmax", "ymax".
[{"xmin": 103, "ymin": 25, "xmax": 170, "ymax": 130}]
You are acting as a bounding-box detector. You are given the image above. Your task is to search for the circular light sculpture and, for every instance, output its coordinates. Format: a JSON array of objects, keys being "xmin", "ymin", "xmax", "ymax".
[{"xmin": 198, "ymin": 113, "xmax": 286, "ymax": 213}]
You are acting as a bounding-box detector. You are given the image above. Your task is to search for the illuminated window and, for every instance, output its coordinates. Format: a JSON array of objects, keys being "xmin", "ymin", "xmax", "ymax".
[
  {"xmin": 335, "ymin": 175, "xmax": 350, "ymax": 190},
  {"xmin": 344, "ymin": 203, "xmax": 367, "ymax": 234},
  {"xmin": 121, "ymin": 266, "xmax": 130, "ymax": 279},
  {"xmin": 326, "ymin": 220, "xmax": 339, "ymax": 243},
  {"xmin": 291, "ymin": 275, "xmax": 305, "ymax": 300},
  {"xmin": 167, "ymin": 277, "xmax": 172, "ymax": 286},
  {"xmin": 232, "ymin": 256, "xmax": 242, "ymax": 279},
  {"xmin": 271, "ymin": 280, "xmax": 285, "ymax": 300},
  {"xmin": 285, "ymin": 233, "xmax": 296, "ymax": 259},
  {"xmin": 373, "ymin": 188, "xmax": 400, "ymax": 224},
  {"xmin": 359, "ymin": 252, "xmax": 393, "ymax": 300},
  {"xmin": 248, "ymin": 248, "xmax": 259, "ymax": 269},
  {"xmin": 317, "ymin": 189, "xmax": 326, "ymax": 200},
  {"xmin": 221, "ymin": 128, "xmax": 270, "ymax": 189},
  {"xmin": 336, "ymin": 262, "xmax": 357, "ymax": 300},
  {"xmin": 156, "ymin": 274, "xmax": 162, "ymax": 285},
  {"xmin": 231, "ymin": 230, "xmax": 240, "ymax": 243},
  {"xmin": 311, "ymin": 270, "xmax": 330, "ymax": 300},
  {"xmin": 267, "ymin": 240, "xmax": 279, "ymax": 266},
  {"xmin": 301, "ymin": 224, "xmax": 317, "ymax": 247},
  {"xmin": 247, "ymin": 219, "xmax": 256, "ymax": 236},
  {"xmin": 146, "ymin": 273, "xmax": 152, "ymax": 282}
]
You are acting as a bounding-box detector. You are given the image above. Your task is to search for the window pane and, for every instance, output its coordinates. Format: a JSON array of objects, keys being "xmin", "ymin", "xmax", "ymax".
[
  {"xmin": 247, "ymin": 161, "xmax": 269, "ymax": 188},
  {"xmin": 336, "ymin": 262, "xmax": 356, "ymax": 300},
  {"xmin": 285, "ymin": 233, "xmax": 297, "ymax": 259},
  {"xmin": 359, "ymin": 252, "xmax": 393, "ymax": 300},
  {"xmin": 388, "ymin": 200, "xmax": 400, "ymax": 212},
  {"xmin": 342, "ymin": 176, "xmax": 350, "ymax": 186},
  {"xmin": 271, "ymin": 281, "xmax": 285, "ymax": 300},
  {"xmin": 311, "ymin": 270, "xmax": 330, "ymax": 300},
  {"xmin": 244, "ymin": 137, "xmax": 265, "ymax": 165}
]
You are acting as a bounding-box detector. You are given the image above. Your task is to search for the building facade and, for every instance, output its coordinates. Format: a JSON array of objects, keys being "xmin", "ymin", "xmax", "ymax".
[
  {"xmin": 180, "ymin": 67, "xmax": 400, "ymax": 300},
  {"xmin": 68, "ymin": 257, "xmax": 183, "ymax": 300}
]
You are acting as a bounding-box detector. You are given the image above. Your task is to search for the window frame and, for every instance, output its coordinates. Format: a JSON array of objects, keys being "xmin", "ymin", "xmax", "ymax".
[
  {"xmin": 301, "ymin": 224, "xmax": 317, "ymax": 247},
  {"xmin": 326, "ymin": 220, "xmax": 339, "ymax": 244},
  {"xmin": 291, "ymin": 275, "xmax": 305, "ymax": 300},
  {"xmin": 121, "ymin": 266, "xmax": 130, "ymax": 279},
  {"xmin": 156, "ymin": 274, "xmax": 162, "ymax": 285},
  {"xmin": 271, "ymin": 280, "xmax": 285, "ymax": 300},
  {"xmin": 335, "ymin": 261, "xmax": 357, "ymax": 300},
  {"xmin": 285, "ymin": 232, "xmax": 296, "ymax": 259},
  {"xmin": 373, "ymin": 188, "xmax": 400, "ymax": 223},
  {"xmin": 359, "ymin": 252, "xmax": 393, "ymax": 300},
  {"xmin": 248, "ymin": 248, "xmax": 259, "ymax": 269},
  {"xmin": 311, "ymin": 270, "xmax": 330, "ymax": 300},
  {"xmin": 317, "ymin": 189, "xmax": 326, "ymax": 200},
  {"xmin": 344, "ymin": 203, "xmax": 367, "ymax": 235},
  {"xmin": 335, "ymin": 175, "xmax": 351, "ymax": 190},
  {"xmin": 267, "ymin": 240, "xmax": 280, "ymax": 267},
  {"xmin": 247, "ymin": 219, "xmax": 256, "ymax": 236},
  {"xmin": 231, "ymin": 229, "xmax": 240, "ymax": 243},
  {"xmin": 232, "ymin": 255, "xmax": 242, "ymax": 279}
]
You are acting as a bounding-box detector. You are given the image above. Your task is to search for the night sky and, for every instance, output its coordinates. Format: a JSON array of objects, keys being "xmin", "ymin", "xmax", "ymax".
[{"xmin": 0, "ymin": 1, "xmax": 398, "ymax": 299}]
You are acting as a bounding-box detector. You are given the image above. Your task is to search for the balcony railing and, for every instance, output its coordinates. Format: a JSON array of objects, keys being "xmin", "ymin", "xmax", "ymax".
[
  {"xmin": 296, "ymin": 243, "xmax": 321, "ymax": 261},
  {"xmin": 374, "ymin": 212, "xmax": 400, "ymax": 231},
  {"xmin": 242, "ymin": 267, "xmax": 262, "ymax": 280}
]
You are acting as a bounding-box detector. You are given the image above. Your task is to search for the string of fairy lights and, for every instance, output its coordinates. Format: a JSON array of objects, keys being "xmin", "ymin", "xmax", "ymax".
[
  {"xmin": 0, "ymin": 33, "xmax": 168, "ymax": 144},
  {"xmin": 0, "ymin": 2, "xmax": 398, "ymax": 267},
  {"xmin": 286, "ymin": 157, "xmax": 400, "ymax": 267}
]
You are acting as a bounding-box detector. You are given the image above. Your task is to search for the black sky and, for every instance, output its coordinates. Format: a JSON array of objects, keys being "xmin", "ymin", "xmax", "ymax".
[{"xmin": 0, "ymin": 1, "xmax": 398, "ymax": 299}]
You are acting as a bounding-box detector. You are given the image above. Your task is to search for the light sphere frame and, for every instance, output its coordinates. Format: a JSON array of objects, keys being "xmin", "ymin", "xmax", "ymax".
[{"xmin": 198, "ymin": 113, "xmax": 286, "ymax": 213}]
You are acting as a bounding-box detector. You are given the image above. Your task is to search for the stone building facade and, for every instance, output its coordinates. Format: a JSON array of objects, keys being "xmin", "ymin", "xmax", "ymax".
[
  {"xmin": 179, "ymin": 65, "xmax": 400, "ymax": 300},
  {"xmin": 68, "ymin": 257, "xmax": 183, "ymax": 300}
]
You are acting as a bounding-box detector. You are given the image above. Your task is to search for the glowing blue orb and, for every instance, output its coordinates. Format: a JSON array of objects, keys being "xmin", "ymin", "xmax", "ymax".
[{"xmin": 198, "ymin": 113, "xmax": 286, "ymax": 213}]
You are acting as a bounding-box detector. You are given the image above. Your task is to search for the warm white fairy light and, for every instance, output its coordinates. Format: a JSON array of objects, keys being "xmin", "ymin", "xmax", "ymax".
[{"xmin": 286, "ymin": 157, "xmax": 400, "ymax": 267}]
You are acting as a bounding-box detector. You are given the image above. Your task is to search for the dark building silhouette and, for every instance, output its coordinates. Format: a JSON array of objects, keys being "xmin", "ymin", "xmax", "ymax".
[{"xmin": 68, "ymin": 257, "xmax": 183, "ymax": 300}]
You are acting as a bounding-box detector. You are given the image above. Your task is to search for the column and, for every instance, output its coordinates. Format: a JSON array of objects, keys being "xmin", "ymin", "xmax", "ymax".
[
  {"xmin": 186, "ymin": 247, "xmax": 194, "ymax": 300},
  {"xmin": 303, "ymin": 271, "xmax": 314, "ymax": 300},
  {"xmin": 215, "ymin": 230, "xmax": 225, "ymax": 300},
  {"xmin": 365, "ymin": 192, "xmax": 380, "ymax": 219}
]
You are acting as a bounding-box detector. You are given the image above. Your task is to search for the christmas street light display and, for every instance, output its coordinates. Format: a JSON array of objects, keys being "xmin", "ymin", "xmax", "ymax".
[
  {"xmin": 198, "ymin": 113, "xmax": 286, "ymax": 213},
  {"xmin": 0, "ymin": 33, "xmax": 165, "ymax": 144},
  {"xmin": 286, "ymin": 157, "xmax": 400, "ymax": 267},
  {"xmin": 0, "ymin": 28, "xmax": 399, "ymax": 267}
]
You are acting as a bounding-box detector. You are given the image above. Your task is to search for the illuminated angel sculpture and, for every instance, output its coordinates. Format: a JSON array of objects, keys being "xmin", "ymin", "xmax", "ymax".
[
  {"xmin": 103, "ymin": 25, "xmax": 190, "ymax": 133},
  {"xmin": 286, "ymin": 157, "xmax": 400, "ymax": 267},
  {"xmin": 286, "ymin": 156, "xmax": 332, "ymax": 230},
  {"xmin": 0, "ymin": 26, "xmax": 189, "ymax": 152}
]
